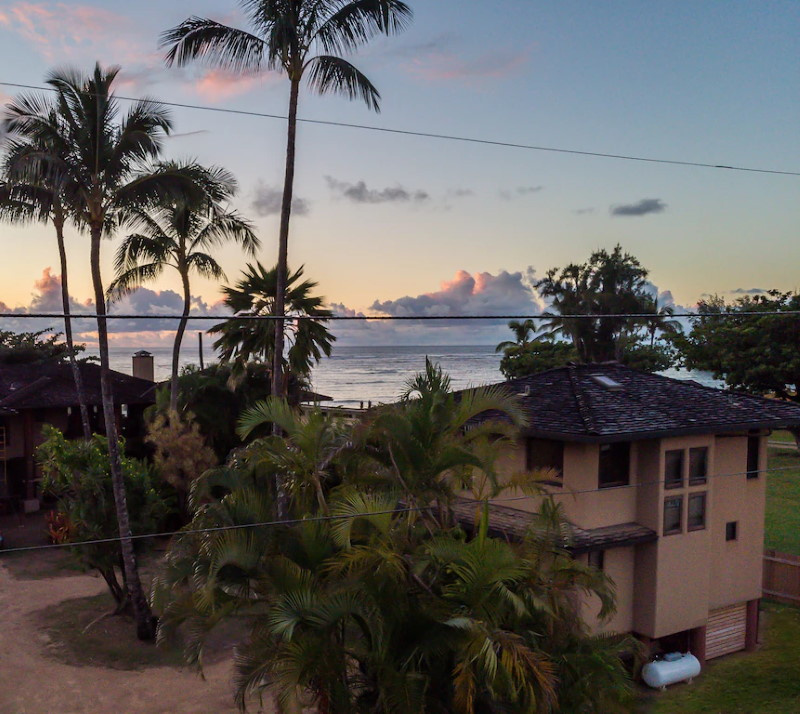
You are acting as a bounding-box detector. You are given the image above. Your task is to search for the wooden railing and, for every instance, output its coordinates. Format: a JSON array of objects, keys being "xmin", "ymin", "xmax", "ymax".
[{"xmin": 763, "ymin": 549, "xmax": 800, "ymax": 605}]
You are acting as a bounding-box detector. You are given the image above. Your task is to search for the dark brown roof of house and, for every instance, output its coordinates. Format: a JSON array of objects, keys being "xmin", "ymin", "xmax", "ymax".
[
  {"xmin": 451, "ymin": 497, "xmax": 657, "ymax": 553},
  {"xmin": 472, "ymin": 362, "xmax": 800, "ymax": 442},
  {"xmin": 0, "ymin": 361, "xmax": 155, "ymax": 413}
]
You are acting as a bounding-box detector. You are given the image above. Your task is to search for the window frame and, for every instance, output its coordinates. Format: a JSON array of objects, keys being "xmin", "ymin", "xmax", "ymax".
[
  {"xmin": 664, "ymin": 449, "xmax": 685, "ymax": 489},
  {"xmin": 746, "ymin": 435, "xmax": 760, "ymax": 479},
  {"xmin": 598, "ymin": 442, "xmax": 631, "ymax": 489},
  {"xmin": 525, "ymin": 438, "xmax": 564, "ymax": 485},
  {"xmin": 688, "ymin": 447, "xmax": 708, "ymax": 485},
  {"xmin": 587, "ymin": 550, "xmax": 605, "ymax": 571},
  {"xmin": 725, "ymin": 521, "xmax": 738, "ymax": 541},
  {"xmin": 687, "ymin": 492, "xmax": 707, "ymax": 532},
  {"xmin": 663, "ymin": 495, "xmax": 683, "ymax": 536}
]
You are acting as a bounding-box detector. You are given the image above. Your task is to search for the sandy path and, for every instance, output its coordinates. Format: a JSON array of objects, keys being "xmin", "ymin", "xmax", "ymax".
[{"xmin": 0, "ymin": 563, "xmax": 268, "ymax": 714}]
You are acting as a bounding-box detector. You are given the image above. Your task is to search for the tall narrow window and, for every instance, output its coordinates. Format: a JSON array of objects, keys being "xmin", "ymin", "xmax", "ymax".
[
  {"xmin": 746, "ymin": 436, "xmax": 760, "ymax": 479},
  {"xmin": 689, "ymin": 447, "xmax": 708, "ymax": 485},
  {"xmin": 598, "ymin": 442, "xmax": 630, "ymax": 488},
  {"xmin": 588, "ymin": 550, "xmax": 605, "ymax": 571},
  {"xmin": 665, "ymin": 449, "xmax": 684, "ymax": 489},
  {"xmin": 687, "ymin": 492, "xmax": 707, "ymax": 531},
  {"xmin": 725, "ymin": 521, "xmax": 738, "ymax": 541},
  {"xmin": 526, "ymin": 438, "xmax": 564, "ymax": 484},
  {"xmin": 663, "ymin": 496, "xmax": 683, "ymax": 535}
]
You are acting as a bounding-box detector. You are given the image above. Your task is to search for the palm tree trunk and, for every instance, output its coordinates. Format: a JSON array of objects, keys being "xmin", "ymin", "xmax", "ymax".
[
  {"xmin": 271, "ymin": 77, "xmax": 301, "ymax": 520},
  {"xmin": 90, "ymin": 226, "xmax": 155, "ymax": 641},
  {"xmin": 170, "ymin": 265, "xmax": 191, "ymax": 413},
  {"xmin": 54, "ymin": 210, "xmax": 91, "ymax": 440}
]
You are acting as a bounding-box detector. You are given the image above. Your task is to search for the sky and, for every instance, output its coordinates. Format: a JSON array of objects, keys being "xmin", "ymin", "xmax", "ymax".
[{"xmin": 0, "ymin": 0, "xmax": 798, "ymax": 348}]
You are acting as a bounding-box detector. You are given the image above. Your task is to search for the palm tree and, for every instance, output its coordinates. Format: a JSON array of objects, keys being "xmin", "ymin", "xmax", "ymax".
[
  {"xmin": 495, "ymin": 317, "xmax": 538, "ymax": 353},
  {"xmin": 0, "ymin": 133, "xmax": 92, "ymax": 440},
  {"xmin": 161, "ymin": 0, "xmax": 413, "ymax": 402},
  {"xmin": 3, "ymin": 64, "xmax": 210, "ymax": 640},
  {"xmin": 641, "ymin": 293, "xmax": 682, "ymax": 347},
  {"xmin": 209, "ymin": 262, "xmax": 335, "ymax": 383},
  {"xmin": 109, "ymin": 167, "xmax": 259, "ymax": 412}
]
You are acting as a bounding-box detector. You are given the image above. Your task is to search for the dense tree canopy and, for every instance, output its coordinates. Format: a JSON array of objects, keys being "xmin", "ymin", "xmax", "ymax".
[{"xmin": 0, "ymin": 329, "xmax": 86, "ymax": 365}]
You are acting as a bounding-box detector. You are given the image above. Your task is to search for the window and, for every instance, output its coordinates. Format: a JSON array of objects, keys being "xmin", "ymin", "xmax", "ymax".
[
  {"xmin": 726, "ymin": 521, "xmax": 738, "ymax": 541},
  {"xmin": 598, "ymin": 442, "xmax": 630, "ymax": 488},
  {"xmin": 663, "ymin": 496, "xmax": 683, "ymax": 535},
  {"xmin": 665, "ymin": 449, "xmax": 684, "ymax": 489},
  {"xmin": 588, "ymin": 550, "xmax": 605, "ymax": 571},
  {"xmin": 526, "ymin": 439, "xmax": 564, "ymax": 483},
  {"xmin": 687, "ymin": 492, "xmax": 707, "ymax": 531},
  {"xmin": 746, "ymin": 436, "xmax": 760, "ymax": 479},
  {"xmin": 689, "ymin": 447, "xmax": 708, "ymax": 485}
]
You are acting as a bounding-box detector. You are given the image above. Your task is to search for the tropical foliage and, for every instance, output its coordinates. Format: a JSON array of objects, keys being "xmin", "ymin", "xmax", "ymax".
[
  {"xmin": 37, "ymin": 425, "xmax": 165, "ymax": 610},
  {"xmin": 210, "ymin": 262, "xmax": 335, "ymax": 380},
  {"xmin": 109, "ymin": 167, "xmax": 258, "ymax": 411},
  {"xmin": 162, "ymin": 0, "xmax": 413, "ymax": 398},
  {"xmin": 0, "ymin": 328, "xmax": 86, "ymax": 365},
  {"xmin": 153, "ymin": 365, "xmax": 638, "ymax": 712},
  {"xmin": 497, "ymin": 245, "xmax": 679, "ymax": 377}
]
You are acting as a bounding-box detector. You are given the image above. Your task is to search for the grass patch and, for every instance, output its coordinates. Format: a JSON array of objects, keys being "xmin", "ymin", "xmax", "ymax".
[
  {"xmin": 640, "ymin": 602, "xmax": 800, "ymax": 714},
  {"xmin": 766, "ymin": 448, "xmax": 800, "ymax": 555},
  {"xmin": 36, "ymin": 592, "xmax": 187, "ymax": 670},
  {"xmin": 1, "ymin": 548, "xmax": 83, "ymax": 580},
  {"xmin": 769, "ymin": 430, "xmax": 795, "ymax": 444}
]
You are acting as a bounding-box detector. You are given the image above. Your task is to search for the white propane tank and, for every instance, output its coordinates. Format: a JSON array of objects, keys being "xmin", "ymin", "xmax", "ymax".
[{"xmin": 642, "ymin": 652, "xmax": 701, "ymax": 690}]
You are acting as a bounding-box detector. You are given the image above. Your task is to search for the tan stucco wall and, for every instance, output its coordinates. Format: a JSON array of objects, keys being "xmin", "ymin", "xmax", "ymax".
[{"xmin": 581, "ymin": 546, "xmax": 636, "ymax": 634}]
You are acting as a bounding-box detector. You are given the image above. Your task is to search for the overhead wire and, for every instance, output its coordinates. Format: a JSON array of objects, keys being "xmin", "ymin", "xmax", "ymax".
[
  {"xmin": 0, "ymin": 80, "xmax": 798, "ymax": 177},
  {"xmin": 0, "ymin": 460, "xmax": 792, "ymax": 555}
]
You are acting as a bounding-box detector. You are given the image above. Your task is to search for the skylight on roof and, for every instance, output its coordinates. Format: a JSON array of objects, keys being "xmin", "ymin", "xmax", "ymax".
[{"xmin": 590, "ymin": 374, "xmax": 623, "ymax": 391}]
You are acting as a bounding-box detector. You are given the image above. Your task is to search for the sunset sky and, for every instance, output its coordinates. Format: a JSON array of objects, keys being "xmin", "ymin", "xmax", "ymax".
[{"xmin": 0, "ymin": 0, "xmax": 798, "ymax": 347}]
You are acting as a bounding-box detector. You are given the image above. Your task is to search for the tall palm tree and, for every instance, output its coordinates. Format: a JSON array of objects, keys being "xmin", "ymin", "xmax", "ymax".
[
  {"xmin": 109, "ymin": 167, "xmax": 259, "ymax": 411},
  {"xmin": 162, "ymin": 0, "xmax": 413, "ymax": 401},
  {"xmin": 209, "ymin": 262, "xmax": 335, "ymax": 383},
  {"xmin": 3, "ymin": 64, "xmax": 210, "ymax": 640},
  {"xmin": 495, "ymin": 317, "xmax": 538, "ymax": 353},
  {"xmin": 0, "ymin": 135, "xmax": 92, "ymax": 440}
]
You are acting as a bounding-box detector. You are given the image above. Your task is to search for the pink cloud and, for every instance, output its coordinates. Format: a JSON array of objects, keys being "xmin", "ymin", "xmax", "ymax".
[
  {"xmin": 405, "ymin": 49, "xmax": 531, "ymax": 85},
  {"xmin": 192, "ymin": 68, "xmax": 279, "ymax": 102}
]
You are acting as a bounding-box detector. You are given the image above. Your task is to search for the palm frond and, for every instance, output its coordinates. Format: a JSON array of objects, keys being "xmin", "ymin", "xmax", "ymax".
[
  {"xmin": 162, "ymin": 18, "xmax": 268, "ymax": 73},
  {"xmin": 305, "ymin": 55, "xmax": 381, "ymax": 111}
]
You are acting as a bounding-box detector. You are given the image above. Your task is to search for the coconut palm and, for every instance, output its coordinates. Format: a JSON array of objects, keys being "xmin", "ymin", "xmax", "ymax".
[
  {"xmin": 0, "ymin": 133, "xmax": 92, "ymax": 439},
  {"xmin": 162, "ymin": 0, "xmax": 413, "ymax": 401},
  {"xmin": 495, "ymin": 318, "xmax": 538, "ymax": 353},
  {"xmin": 3, "ymin": 64, "xmax": 212, "ymax": 640},
  {"xmin": 109, "ymin": 168, "xmax": 259, "ymax": 411},
  {"xmin": 209, "ymin": 262, "xmax": 335, "ymax": 381}
]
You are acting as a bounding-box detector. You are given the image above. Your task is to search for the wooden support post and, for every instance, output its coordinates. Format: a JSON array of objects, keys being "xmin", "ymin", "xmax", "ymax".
[
  {"xmin": 22, "ymin": 410, "xmax": 35, "ymax": 500},
  {"xmin": 745, "ymin": 599, "xmax": 760, "ymax": 651},
  {"xmin": 689, "ymin": 625, "xmax": 707, "ymax": 664}
]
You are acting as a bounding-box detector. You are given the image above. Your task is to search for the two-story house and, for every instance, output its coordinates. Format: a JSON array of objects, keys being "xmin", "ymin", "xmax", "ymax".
[{"xmin": 458, "ymin": 362, "xmax": 800, "ymax": 663}]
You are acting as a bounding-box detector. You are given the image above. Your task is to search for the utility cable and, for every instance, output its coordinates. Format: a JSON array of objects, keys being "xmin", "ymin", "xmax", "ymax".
[
  {"xmin": 0, "ymin": 461, "xmax": 792, "ymax": 555},
  {"xmin": 1, "ymin": 80, "xmax": 798, "ymax": 177}
]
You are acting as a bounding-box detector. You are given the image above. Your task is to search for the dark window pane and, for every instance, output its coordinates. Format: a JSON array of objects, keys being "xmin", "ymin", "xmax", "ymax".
[
  {"xmin": 665, "ymin": 450, "xmax": 684, "ymax": 489},
  {"xmin": 688, "ymin": 493, "xmax": 706, "ymax": 531},
  {"xmin": 663, "ymin": 496, "xmax": 683, "ymax": 535},
  {"xmin": 689, "ymin": 447, "xmax": 708, "ymax": 485},
  {"xmin": 588, "ymin": 550, "xmax": 605, "ymax": 571},
  {"xmin": 725, "ymin": 521, "xmax": 738, "ymax": 541},
  {"xmin": 526, "ymin": 439, "xmax": 564, "ymax": 482},
  {"xmin": 599, "ymin": 442, "xmax": 630, "ymax": 488},
  {"xmin": 747, "ymin": 436, "xmax": 760, "ymax": 479}
]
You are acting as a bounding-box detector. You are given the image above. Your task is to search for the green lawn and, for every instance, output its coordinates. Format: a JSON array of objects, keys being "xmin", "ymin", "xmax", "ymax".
[
  {"xmin": 768, "ymin": 430, "xmax": 795, "ymax": 444},
  {"xmin": 765, "ymin": 448, "xmax": 800, "ymax": 555},
  {"xmin": 640, "ymin": 602, "xmax": 800, "ymax": 714}
]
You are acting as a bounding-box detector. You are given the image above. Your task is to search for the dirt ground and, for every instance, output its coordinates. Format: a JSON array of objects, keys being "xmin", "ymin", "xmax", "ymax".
[{"xmin": 0, "ymin": 514, "xmax": 274, "ymax": 714}]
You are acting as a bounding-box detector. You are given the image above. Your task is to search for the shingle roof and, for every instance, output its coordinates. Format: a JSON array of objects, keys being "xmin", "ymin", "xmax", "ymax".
[
  {"xmin": 451, "ymin": 497, "xmax": 657, "ymax": 553},
  {"xmin": 0, "ymin": 362, "xmax": 155, "ymax": 413},
  {"xmin": 476, "ymin": 362, "xmax": 800, "ymax": 441}
]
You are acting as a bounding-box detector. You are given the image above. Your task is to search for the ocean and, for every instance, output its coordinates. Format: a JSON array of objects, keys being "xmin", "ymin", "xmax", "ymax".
[{"xmin": 107, "ymin": 343, "xmax": 721, "ymax": 407}]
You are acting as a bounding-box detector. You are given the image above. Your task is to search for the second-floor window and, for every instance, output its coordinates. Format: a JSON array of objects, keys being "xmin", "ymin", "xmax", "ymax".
[
  {"xmin": 526, "ymin": 438, "xmax": 564, "ymax": 484},
  {"xmin": 663, "ymin": 496, "xmax": 683, "ymax": 535},
  {"xmin": 665, "ymin": 449, "xmax": 684, "ymax": 489},
  {"xmin": 689, "ymin": 447, "xmax": 708, "ymax": 485},
  {"xmin": 598, "ymin": 442, "xmax": 630, "ymax": 488},
  {"xmin": 746, "ymin": 436, "xmax": 760, "ymax": 479}
]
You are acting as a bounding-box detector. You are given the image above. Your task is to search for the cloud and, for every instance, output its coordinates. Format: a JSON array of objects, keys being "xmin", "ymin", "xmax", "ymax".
[
  {"xmin": 610, "ymin": 198, "xmax": 667, "ymax": 217},
  {"xmin": 573, "ymin": 207, "xmax": 595, "ymax": 215},
  {"xmin": 325, "ymin": 176, "xmax": 430, "ymax": 205},
  {"xmin": 252, "ymin": 182, "xmax": 310, "ymax": 217},
  {"xmin": 730, "ymin": 287, "xmax": 767, "ymax": 295},
  {"xmin": 405, "ymin": 48, "xmax": 530, "ymax": 84},
  {"xmin": 192, "ymin": 68, "xmax": 272, "ymax": 102},
  {"xmin": 499, "ymin": 186, "xmax": 543, "ymax": 200},
  {"xmin": 446, "ymin": 188, "xmax": 474, "ymax": 199}
]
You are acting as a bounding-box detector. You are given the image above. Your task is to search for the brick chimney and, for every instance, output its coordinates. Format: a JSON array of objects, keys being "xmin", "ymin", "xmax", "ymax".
[{"xmin": 132, "ymin": 350, "xmax": 154, "ymax": 382}]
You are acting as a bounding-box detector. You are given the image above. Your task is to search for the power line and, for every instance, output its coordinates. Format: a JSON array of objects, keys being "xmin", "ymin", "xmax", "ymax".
[
  {"xmin": 1, "ymin": 80, "xmax": 798, "ymax": 178},
  {"xmin": 0, "ymin": 462, "xmax": 791, "ymax": 555},
  {"xmin": 1, "ymin": 310, "xmax": 800, "ymax": 322}
]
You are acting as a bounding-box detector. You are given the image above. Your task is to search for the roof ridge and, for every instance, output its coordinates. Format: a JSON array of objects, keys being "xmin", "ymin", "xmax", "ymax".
[
  {"xmin": 567, "ymin": 364, "xmax": 597, "ymax": 434},
  {"xmin": 0, "ymin": 376, "xmax": 52, "ymax": 408}
]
